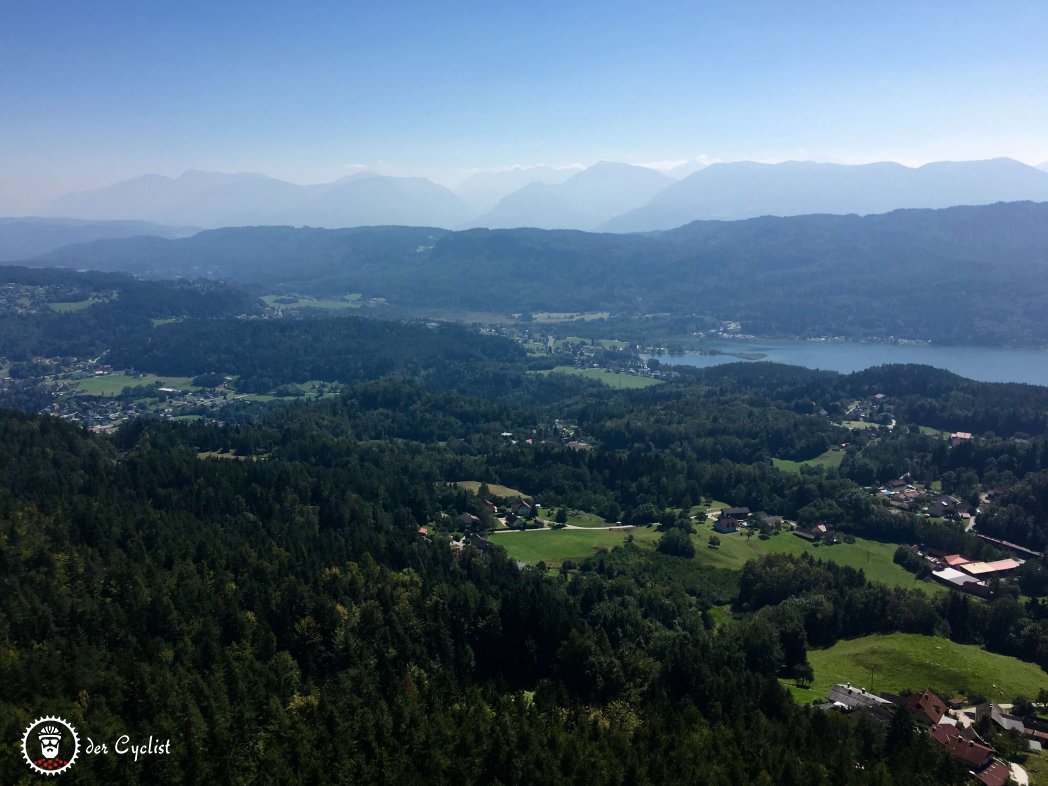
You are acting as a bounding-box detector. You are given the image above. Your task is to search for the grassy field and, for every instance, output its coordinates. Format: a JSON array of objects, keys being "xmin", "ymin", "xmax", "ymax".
[
  {"xmin": 545, "ymin": 507, "xmax": 611, "ymax": 527},
  {"xmin": 492, "ymin": 526, "xmax": 659, "ymax": 566},
  {"xmin": 787, "ymin": 633, "xmax": 1048, "ymax": 705},
  {"xmin": 841, "ymin": 420, "xmax": 880, "ymax": 430},
  {"xmin": 692, "ymin": 527, "xmax": 944, "ymax": 595},
  {"xmin": 196, "ymin": 450, "xmax": 266, "ymax": 461},
  {"xmin": 453, "ymin": 481, "xmax": 530, "ymax": 499},
  {"xmin": 1025, "ymin": 748, "xmax": 1047, "ymax": 786},
  {"xmin": 772, "ymin": 448, "xmax": 845, "ymax": 474},
  {"xmin": 75, "ymin": 373, "xmax": 197, "ymax": 396},
  {"xmin": 47, "ymin": 299, "xmax": 96, "ymax": 312},
  {"xmin": 262, "ymin": 294, "xmax": 363, "ymax": 310},
  {"xmin": 918, "ymin": 425, "xmax": 950, "ymax": 438},
  {"xmin": 537, "ymin": 366, "xmax": 661, "ymax": 389},
  {"xmin": 530, "ymin": 311, "xmax": 610, "ymax": 322}
]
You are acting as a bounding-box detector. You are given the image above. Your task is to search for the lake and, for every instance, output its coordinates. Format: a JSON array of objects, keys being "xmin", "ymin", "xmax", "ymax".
[{"xmin": 649, "ymin": 339, "xmax": 1048, "ymax": 386}]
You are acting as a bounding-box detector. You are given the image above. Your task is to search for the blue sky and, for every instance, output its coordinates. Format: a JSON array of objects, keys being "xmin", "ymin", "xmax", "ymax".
[{"xmin": 1, "ymin": 0, "xmax": 1046, "ymax": 208}]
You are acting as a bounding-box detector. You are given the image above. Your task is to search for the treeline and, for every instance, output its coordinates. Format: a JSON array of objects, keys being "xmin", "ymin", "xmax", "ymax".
[
  {"xmin": 978, "ymin": 470, "xmax": 1048, "ymax": 552},
  {"xmin": 0, "ymin": 406, "xmax": 971, "ymax": 785},
  {"xmin": 108, "ymin": 316, "xmax": 533, "ymax": 394},
  {"xmin": 0, "ymin": 265, "xmax": 260, "ymax": 361}
]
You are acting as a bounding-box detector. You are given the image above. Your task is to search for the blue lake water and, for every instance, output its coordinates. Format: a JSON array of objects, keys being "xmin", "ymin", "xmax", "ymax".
[{"xmin": 649, "ymin": 340, "xmax": 1048, "ymax": 386}]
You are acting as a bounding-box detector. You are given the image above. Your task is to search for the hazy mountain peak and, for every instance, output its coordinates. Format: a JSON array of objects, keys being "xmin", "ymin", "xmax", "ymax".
[
  {"xmin": 454, "ymin": 165, "xmax": 579, "ymax": 213},
  {"xmin": 469, "ymin": 161, "xmax": 673, "ymax": 230},
  {"xmin": 39, "ymin": 170, "xmax": 471, "ymax": 229},
  {"xmin": 602, "ymin": 157, "xmax": 1048, "ymax": 231}
]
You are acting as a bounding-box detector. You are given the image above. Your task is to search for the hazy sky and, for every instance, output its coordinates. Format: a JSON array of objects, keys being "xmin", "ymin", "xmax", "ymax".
[{"xmin": 2, "ymin": 0, "xmax": 1047, "ymax": 210}]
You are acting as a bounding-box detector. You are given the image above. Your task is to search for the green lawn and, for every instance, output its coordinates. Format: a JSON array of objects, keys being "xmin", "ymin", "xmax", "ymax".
[
  {"xmin": 787, "ymin": 633, "xmax": 1048, "ymax": 705},
  {"xmin": 262, "ymin": 294, "xmax": 363, "ymax": 310},
  {"xmin": 841, "ymin": 420, "xmax": 880, "ymax": 430},
  {"xmin": 536, "ymin": 366, "xmax": 661, "ymax": 389},
  {"xmin": 530, "ymin": 311, "xmax": 610, "ymax": 322},
  {"xmin": 773, "ymin": 448, "xmax": 845, "ymax": 474},
  {"xmin": 918, "ymin": 425, "xmax": 950, "ymax": 438},
  {"xmin": 545, "ymin": 507, "xmax": 611, "ymax": 527},
  {"xmin": 1025, "ymin": 748, "xmax": 1047, "ymax": 786},
  {"xmin": 693, "ymin": 527, "xmax": 945, "ymax": 595},
  {"xmin": 453, "ymin": 480, "xmax": 530, "ymax": 499},
  {"xmin": 47, "ymin": 299, "xmax": 95, "ymax": 312},
  {"xmin": 492, "ymin": 526, "xmax": 659, "ymax": 566},
  {"xmin": 75, "ymin": 373, "xmax": 197, "ymax": 396}
]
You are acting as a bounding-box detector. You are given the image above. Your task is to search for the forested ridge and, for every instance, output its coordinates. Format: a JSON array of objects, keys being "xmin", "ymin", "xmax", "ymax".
[{"xmin": 28, "ymin": 200, "xmax": 1048, "ymax": 345}]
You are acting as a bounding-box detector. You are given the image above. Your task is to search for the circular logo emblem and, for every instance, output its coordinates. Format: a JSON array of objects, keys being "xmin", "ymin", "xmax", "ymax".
[{"xmin": 21, "ymin": 716, "xmax": 79, "ymax": 776}]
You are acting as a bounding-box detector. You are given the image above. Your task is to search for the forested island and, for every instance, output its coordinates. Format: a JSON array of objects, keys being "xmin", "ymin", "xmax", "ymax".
[{"xmin": 2, "ymin": 265, "xmax": 1047, "ymax": 785}]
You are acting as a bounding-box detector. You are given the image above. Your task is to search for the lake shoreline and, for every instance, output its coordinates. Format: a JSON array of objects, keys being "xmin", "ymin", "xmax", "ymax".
[{"xmin": 645, "ymin": 338, "xmax": 1048, "ymax": 386}]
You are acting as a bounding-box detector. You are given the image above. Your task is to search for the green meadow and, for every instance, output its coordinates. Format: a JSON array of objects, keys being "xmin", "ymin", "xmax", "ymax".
[
  {"xmin": 493, "ymin": 526, "xmax": 659, "ymax": 566},
  {"xmin": 788, "ymin": 633, "xmax": 1048, "ymax": 705},
  {"xmin": 536, "ymin": 366, "xmax": 661, "ymax": 389}
]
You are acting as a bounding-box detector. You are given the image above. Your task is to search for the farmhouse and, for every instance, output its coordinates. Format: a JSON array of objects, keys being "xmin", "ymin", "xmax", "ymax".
[
  {"xmin": 713, "ymin": 517, "xmax": 739, "ymax": 534},
  {"xmin": 511, "ymin": 498, "xmax": 537, "ymax": 518},
  {"xmin": 826, "ymin": 683, "xmax": 893, "ymax": 711},
  {"xmin": 458, "ymin": 512, "xmax": 481, "ymax": 528},
  {"xmin": 794, "ymin": 522, "xmax": 834, "ymax": 542},
  {"xmin": 721, "ymin": 506, "xmax": 750, "ymax": 519},
  {"xmin": 905, "ymin": 688, "xmax": 946, "ymax": 726},
  {"xmin": 929, "ymin": 725, "xmax": 1006, "ymax": 784},
  {"xmin": 951, "ymin": 431, "xmax": 974, "ymax": 446}
]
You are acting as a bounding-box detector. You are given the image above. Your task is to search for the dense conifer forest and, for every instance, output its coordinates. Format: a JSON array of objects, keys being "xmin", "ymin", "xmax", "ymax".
[{"xmin": 2, "ymin": 307, "xmax": 1047, "ymax": 784}]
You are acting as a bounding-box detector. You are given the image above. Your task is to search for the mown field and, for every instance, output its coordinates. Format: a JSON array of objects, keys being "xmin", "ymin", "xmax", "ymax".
[
  {"xmin": 492, "ymin": 526, "xmax": 659, "ymax": 566},
  {"xmin": 787, "ymin": 633, "xmax": 1048, "ymax": 705},
  {"xmin": 536, "ymin": 366, "xmax": 661, "ymax": 389},
  {"xmin": 544, "ymin": 507, "xmax": 613, "ymax": 527},
  {"xmin": 262, "ymin": 294, "xmax": 364, "ymax": 310},
  {"xmin": 693, "ymin": 526, "xmax": 945, "ymax": 594},
  {"xmin": 491, "ymin": 514, "xmax": 942, "ymax": 595},
  {"xmin": 47, "ymin": 299, "xmax": 96, "ymax": 312},
  {"xmin": 75, "ymin": 372, "xmax": 198, "ymax": 396},
  {"xmin": 772, "ymin": 448, "xmax": 845, "ymax": 474},
  {"xmin": 453, "ymin": 480, "xmax": 531, "ymax": 499}
]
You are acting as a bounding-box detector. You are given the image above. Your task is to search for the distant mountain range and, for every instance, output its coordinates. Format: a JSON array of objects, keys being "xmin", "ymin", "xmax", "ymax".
[
  {"xmin": 0, "ymin": 217, "xmax": 195, "ymax": 260},
  {"xmin": 22, "ymin": 158, "xmax": 1048, "ymax": 232},
  {"xmin": 454, "ymin": 166, "xmax": 579, "ymax": 214},
  {"xmin": 468, "ymin": 162, "xmax": 674, "ymax": 230},
  {"xmin": 28, "ymin": 201, "xmax": 1048, "ymax": 346},
  {"xmin": 40, "ymin": 170, "xmax": 473, "ymax": 229},
  {"xmin": 603, "ymin": 158, "xmax": 1048, "ymax": 231}
]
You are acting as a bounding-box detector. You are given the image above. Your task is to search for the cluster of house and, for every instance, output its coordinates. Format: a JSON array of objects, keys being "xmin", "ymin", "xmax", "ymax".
[
  {"xmin": 920, "ymin": 548, "xmax": 1024, "ymax": 597},
  {"xmin": 821, "ymin": 685, "xmax": 1038, "ymax": 785},
  {"xmin": 712, "ymin": 507, "xmax": 783, "ymax": 534},
  {"xmin": 455, "ymin": 497, "xmax": 543, "ymax": 530},
  {"xmin": 880, "ymin": 478, "xmax": 975, "ymax": 520}
]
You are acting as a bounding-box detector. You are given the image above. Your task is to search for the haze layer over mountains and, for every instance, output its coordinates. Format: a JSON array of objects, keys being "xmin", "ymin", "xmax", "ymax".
[{"xmin": 21, "ymin": 157, "xmax": 1048, "ymax": 234}]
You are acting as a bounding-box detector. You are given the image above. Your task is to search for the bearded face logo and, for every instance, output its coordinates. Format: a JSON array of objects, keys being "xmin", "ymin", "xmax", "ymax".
[
  {"xmin": 39, "ymin": 726, "xmax": 62, "ymax": 759},
  {"xmin": 21, "ymin": 716, "xmax": 79, "ymax": 775}
]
